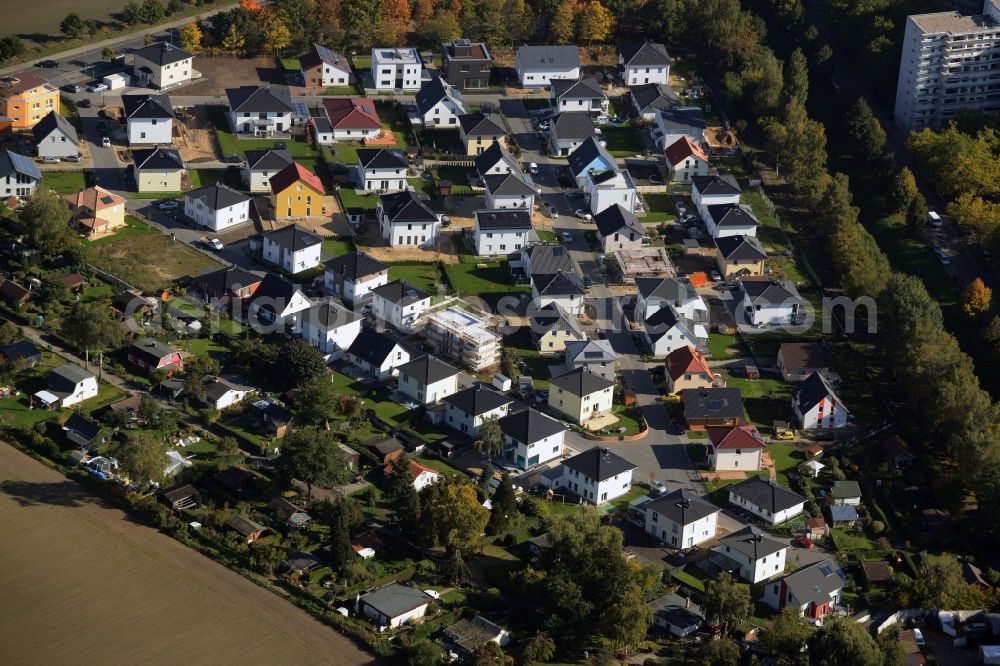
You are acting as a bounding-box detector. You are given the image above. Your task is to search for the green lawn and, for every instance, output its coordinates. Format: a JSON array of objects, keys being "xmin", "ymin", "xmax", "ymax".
[
  {"xmin": 831, "ymin": 527, "xmax": 877, "ymax": 553},
  {"xmin": 672, "ymin": 567, "xmax": 709, "ymax": 593},
  {"xmin": 600, "ymin": 126, "xmax": 645, "ymax": 157},
  {"xmin": 337, "ymin": 186, "xmax": 379, "ymax": 211},
  {"xmin": 707, "ymin": 330, "xmax": 746, "ymax": 359},
  {"xmin": 641, "ymin": 193, "xmax": 678, "ymax": 223},
  {"xmin": 766, "ymin": 443, "xmax": 802, "ymax": 487},
  {"xmin": 414, "ymin": 455, "xmax": 466, "ymax": 477},
  {"xmin": 534, "ymin": 229, "xmax": 558, "ymax": 244},
  {"xmin": 188, "ymin": 169, "xmax": 232, "ymax": 190},
  {"xmin": 724, "ymin": 375, "xmax": 792, "ymax": 430},
  {"xmin": 388, "ymin": 263, "xmax": 441, "ymax": 294},
  {"xmin": 374, "ymin": 101, "xmax": 413, "ymax": 148},
  {"xmin": 321, "ymin": 238, "xmax": 354, "ymax": 258},
  {"xmin": 80, "ymin": 215, "xmax": 154, "ymax": 248},
  {"xmin": 208, "ymin": 106, "xmax": 318, "ymax": 160},
  {"xmin": 329, "ymin": 369, "xmax": 363, "ymax": 397},
  {"xmin": 443, "ymin": 259, "xmax": 529, "ymax": 297},
  {"xmin": 280, "ymin": 57, "xmax": 300, "ymax": 71},
  {"xmin": 43, "ymin": 170, "xmax": 87, "ymax": 194},
  {"xmin": 607, "ymin": 403, "xmax": 643, "ymax": 436}
]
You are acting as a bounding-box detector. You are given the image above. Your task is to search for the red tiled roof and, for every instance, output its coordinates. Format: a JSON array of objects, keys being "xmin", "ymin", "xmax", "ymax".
[
  {"xmin": 383, "ymin": 459, "xmax": 438, "ymax": 481},
  {"xmin": 269, "ymin": 162, "xmax": 325, "ymax": 195},
  {"xmin": 707, "ymin": 425, "xmax": 764, "ymax": 450},
  {"xmin": 323, "ymin": 97, "xmax": 381, "ymax": 130},
  {"xmin": 664, "ymin": 136, "xmax": 708, "ymax": 167},
  {"xmin": 63, "ymin": 185, "xmax": 126, "ymax": 213},
  {"xmin": 665, "ymin": 345, "xmax": 713, "ymax": 382}
]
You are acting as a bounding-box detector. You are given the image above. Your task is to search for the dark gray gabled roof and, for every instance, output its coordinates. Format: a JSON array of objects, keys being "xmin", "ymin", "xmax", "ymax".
[
  {"xmin": 0, "ymin": 339, "xmax": 39, "ymax": 363},
  {"xmin": 302, "ymin": 299, "xmax": 363, "ymax": 330},
  {"xmin": 195, "ymin": 265, "xmax": 261, "ymax": 295},
  {"xmin": 415, "ymin": 76, "xmax": 463, "ymax": 115},
  {"xmin": 132, "ymin": 147, "xmax": 183, "ymax": 171},
  {"xmin": 357, "ymin": 148, "xmax": 407, "ymax": 170},
  {"xmin": 714, "ymin": 234, "xmax": 766, "ymax": 262},
  {"xmin": 595, "ymin": 204, "xmax": 643, "ymax": 238},
  {"xmin": 680, "ymin": 388, "xmax": 744, "ymax": 420},
  {"xmin": 226, "ymin": 86, "xmax": 293, "ymax": 113},
  {"xmin": 299, "ymin": 43, "xmax": 349, "ymax": 70},
  {"xmin": 185, "ymin": 181, "xmax": 250, "ymax": 211},
  {"xmin": 473, "ymin": 141, "xmax": 519, "ymax": 176},
  {"xmin": 264, "ymin": 224, "xmax": 322, "ymax": 252},
  {"xmin": 133, "ymin": 42, "xmax": 192, "ymax": 66},
  {"xmin": 620, "ymin": 41, "xmax": 672, "ymax": 67},
  {"xmin": 121, "ymin": 94, "xmax": 174, "ymax": 119},
  {"xmin": 244, "ymin": 149, "xmax": 293, "ymax": 172},
  {"xmin": 645, "ymin": 489, "xmax": 719, "ymax": 525},
  {"xmin": 361, "ymin": 583, "xmax": 433, "ymax": 619},
  {"xmin": 324, "ymin": 251, "xmax": 388, "ymax": 282},
  {"xmin": 475, "ymin": 209, "xmax": 531, "ymax": 231},
  {"xmin": 739, "ymin": 279, "xmax": 803, "ymax": 307},
  {"xmin": 728, "ymin": 475, "xmax": 806, "ymax": 514},
  {"xmin": 64, "ymin": 412, "xmax": 102, "ymax": 441},
  {"xmin": 793, "ymin": 371, "xmax": 847, "ymax": 415},
  {"xmin": 533, "ymin": 271, "xmax": 585, "ymax": 296},
  {"xmin": 379, "ymin": 190, "xmax": 439, "ymax": 223},
  {"xmin": 459, "ymin": 112, "xmax": 506, "ymax": 137},
  {"xmin": 247, "ymin": 273, "xmax": 303, "ymax": 305},
  {"xmin": 397, "ymin": 354, "xmax": 460, "ymax": 385},
  {"xmin": 551, "ymin": 77, "xmax": 604, "ymax": 100},
  {"xmin": 645, "ymin": 306, "xmax": 696, "ymax": 343},
  {"xmin": 779, "ymin": 560, "xmax": 845, "ymax": 606},
  {"xmin": 707, "ymin": 203, "xmax": 759, "ymax": 229},
  {"xmin": 129, "ymin": 337, "xmax": 179, "ymax": 366},
  {"xmin": 659, "ymin": 107, "xmax": 705, "ymax": 134},
  {"xmin": 49, "ymin": 364, "xmax": 95, "ymax": 393},
  {"xmin": 522, "ymin": 244, "xmax": 574, "ymax": 275},
  {"xmin": 550, "ymin": 112, "xmax": 594, "ymax": 140},
  {"xmin": 637, "ymin": 276, "xmax": 698, "ymax": 303},
  {"xmin": 549, "ymin": 366, "xmax": 614, "ymax": 396},
  {"xmin": 529, "ymin": 304, "xmax": 584, "ymax": 339},
  {"xmin": 561, "ymin": 446, "xmax": 635, "ymax": 482},
  {"xmin": 0, "ymin": 150, "xmax": 41, "ymax": 180},
  {"xmin": 567, "ymin": 136, "xmax": 616, "ymax": 178},
  {"xmin": 349, "ymin": 326, "xmax": 406, "ymax": 366},
  {"xmin": 31, "ymin": 111, "xmax": 78, "ymax": 145},
  {"xmin": 442, "ymin": 383, "xmax": 512, "ymax": 416},
  {"xmin": 692, "ymin": 174, "xmax": 741, "ymax": 197},
  {"xmin": 717, "ymin": 525, "xmax": 787, "ymax": 560},
  {"xmin": 630, "ymin": 83, "xmax": 673, "ymax": 113},
  {"xmin": 372, "ymin": 279, "xmax": 430, "ymax": 306},
  {"xmin": 483, "ymin": 172, "xmax": 536, "ymax": 197},
  {"xmin": 517, "ymin": 45, "xmax": 580, "ymax": 70},
  {"xmin": 499, "ymin": 407, "xmax": 566, "ymax": 443}
]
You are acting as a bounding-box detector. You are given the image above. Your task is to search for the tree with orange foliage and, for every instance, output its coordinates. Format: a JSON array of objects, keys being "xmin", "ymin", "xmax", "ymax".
[
  {"xmin": 576, "ymin": 0, "xmax": 615, "ymax": 44},
  {"xmin": 377, "ymin": 0, "xmax": 411, "ymax": 46},
  {"xmin": 412, "ymin": 0, "xmax": 435, "ymax": 33},
  {"xmin": 961, "ymin": 278, "xmax": 993, "ymax": 321},
  {"xmin": 240, "ymin": 0, "xmax": 262, "ymax": 12},
  {"xmin": 316, "ymin": 0, "xmax": 344, "ymax": 43}
]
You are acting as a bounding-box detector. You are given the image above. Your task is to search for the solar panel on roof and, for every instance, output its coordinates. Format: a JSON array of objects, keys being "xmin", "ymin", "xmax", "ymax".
[
  {"xmin": 707, "ymin": 399, "xmax": 722, "ymax": 410},
  {"xmin": 584, "ymin": 351, "xmax": 604, "ymax": 359},
  {"xmin": 820, "ymin": 564, "xmax": 833, "ymax": 577},
  {"xmin": 99, "ymin": 195, "xmax": 114, "ymax": 204}
]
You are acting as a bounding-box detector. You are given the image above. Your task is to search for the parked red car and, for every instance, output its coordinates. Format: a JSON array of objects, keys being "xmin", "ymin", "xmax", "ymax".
[{"xmin": 793, "ymin": 535, "xmax": 815, "ymax": 549}]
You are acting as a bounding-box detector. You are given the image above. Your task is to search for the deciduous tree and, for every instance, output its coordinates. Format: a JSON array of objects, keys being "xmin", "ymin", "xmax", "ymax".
[
  {"xmin": 278, "ymin": 427, "xmax": 348, "ymax": 498},
  {"xmin": 340, "ymin": 0, "xmax": 381, "ymax": 49},
  {"xmin": 832, "ymin": 219, "xmax": 891, "ymax": 298},
  {"xmin": 221, "ymin": 23, "xmax": 245, "ymax": 52},
  {"xmin": 905, "ymin": 192, "xmax": 928, "ymax": 236},
  {"xmin": 262, "ymin": 12, "xmax": 292, "ymax": 53},
  {"xmin": 113, "ymin": 431, "xmax": 165, "ymax": 486},
  {"xmin": 377, "ymin": 0, "xmax": 410, "ymax": 46},
  {"xmin": 295, "ymin": 374, "xmax": 339, "ymax": 425},
  {"xmin": 807, "ymin": 618, "xmax": 883, "ymax": 666},
  {"xmin": 0, "ymin": 35, "xmax": 26, "ymax": 61},
  {"xmin": 60, "ymin": 302, "xmax": 125, "ymax": 354},
  {"xmin": 891, "ymin": 167, "xmax": 919, "ymax": 213},
  {"xmin": 576, "ymin": 0, "xmax": 615, "ymax": 44},
  {"xmin": 698, "ymin": 638, "xmax": 740, "ymax": 666},
  {"xmin": 488, "ymin": 472, "xmax": 518, "ymax": 535},
  {"xmin": 179, "ymin": 22, "xmax": 202, "ymax": 53},
  {"xmin": 760, "ymin": 608, "xmax": 814, "ymax": 665},
  {"xmin": 19, "ymin": 191, "xmax": 76, "ymax": 258},
  {"xmin": 475, "ymin": 415, "xmax": 504, "ymax": 463},
  {"xmin": 702, "ymin": 572, "xmax": 750, "ymax": 635},
  {"xmin": 815, "ymin": 172, "xmax": 858, "ymax": 236},
  {"xmin": 60, "ymin": 14, "xmax": 87, "ymax": 39},
  {"xmin": 520, "ymin": 631, "xmax": 556, "ymax": 664},
  {"xmin": 764, "ymin": 99, "xmax": 828, "ymax": 205},
  {"xmin": 551, "ymin": 0, "xmax": 577, "ymax": 44},
  {"xmin": 423, "ymin": 477, "xmax": 489, "ymax": 556},
  {"xmin": 961, "ymin": 277, "xmax": 992, "ymax": 321},
  {"xmin": 783, "ymin": 48, "xmax": 809, "ymax": 105}
]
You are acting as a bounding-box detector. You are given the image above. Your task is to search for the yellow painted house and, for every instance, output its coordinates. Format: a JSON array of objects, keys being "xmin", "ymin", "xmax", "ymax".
[
  {"xmin": 269, "ymin": 163, "xmax": 325, "ymax": 219},
  {"xmin": 0, "ymin": 71, "xmax": 59, "ymax": 130}
]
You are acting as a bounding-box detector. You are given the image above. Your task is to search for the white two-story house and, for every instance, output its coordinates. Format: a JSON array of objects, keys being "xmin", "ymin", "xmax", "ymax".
[
  {"xmin": 396, "ymin": 354, "xmax": 461, "ymax": 406},
  {"xmin": 736, "ymin": 279, "xmax": 804, "ymax": 327},
  {"xmin": 595, "ymin": 204, "xmax": 644, "ymax": 253},
  {"xmin": 483, "ymin": 172, "xmax": 536, "ymax": 210},
  {"xmin": 549, "ymin": 78, "xmax": 608, "ymax": 116},
  {"xmin": 443, "ymin": 384, "xmax": 513, "ymax": 437},
  {"xmin": 377, "ymin": 190, "xmax": 443, "ymax": 248},
  {"xmin": 792, "ymin": 371, "xmax": 849, "ymax": 430},
  {"xmin": 548, "ymin": 447, "xmax": 635, "ymax": 505},
  {"xmin": 728, "ymin": 476, "xmax": 807, "ymax": 526},
  {"xmin": 372, "ymin": 47, "xmax": 422, "ymax": 91},
  {"xmin": 122, "ymin": 94, "xmax": 174, "ymax": 145},
  {"xmin": 691, "ymin": 174, "xmax": 742, "ymax": 221},
  {"xmin": 713, "ymin": 525, "xmax": 788, "ymax": 584},
  {"xmin": 371, "ymin": 280, "xmax": 431, "ymax": 332},
  {"xmin": 225, "ymin": 86, "xmax": 293, "ymax": 136},
  {"xmin": 635, "ymin": 277, "xmax": 708, "ymax": 323},
  {"xmin": 473, "ymin": 209, "xmax": 531, "ymax": 256},
  {"xmin": 242, "ymin": 149, "xmax": 293, "ymax": 193},
  {"xmin": 619, "ymin": 41, "xmax": 671, "ymax": 86},
  {"xmin": 414, "ymin": 76, "xmax": 467, "ymax": 128},
  {"xmin": 568, "ymin": 137, "xmax": 637, "ymax": 215},
  {"xmin": 515, "ymin": 45, "xmax": 580, "ymax": 87},
  {"xmin": 183, "ymin": 182, "xmax": 251, "ymax": 232},
  {"xmin": 357, "ymin": 148, "xmax": 408, "ymax": 193},
  {"xmin": 643, "ymin": 489, "xmax": 720, "ymax": 549},
  {"xmin": 132, "ymin": 42, "xmax": 193, "ymax": 89},
  {"xmin": 705, "ymin": 203, "xmax": 759, "ymax": 239},
  {"xmin": 300, "ymin": 299, "xmax": 363, "ymax": 360},
  {"xmin": 262, "ymin": 224, "xmax": 323, "ymax": 274},
  {"xmin": 548, "ymin": 367, "xmax": 614, "ymax": 425},
  {"xmin": 324, "ymin": 251, "xmax": 389, "ymax": 307},
  {"xmin": 762, "ymin": 560, "xmax": 844, "ymax": 622},
  {"xmin": 499, "ymin": 408, "xmax": 566, "ymax": 471}
]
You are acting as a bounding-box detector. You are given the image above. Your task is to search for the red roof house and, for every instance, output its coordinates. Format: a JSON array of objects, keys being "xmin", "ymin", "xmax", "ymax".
[
  {"xmin": 665, "ymin": 345, "xmax": 714, "ymax": 393},
  {"xmin": 323, "ymin": 97, "xmax": 381, "ymax": 132},
  {"xmin": 706, "ymin": 425, "xmax": 764, "ymax": 472}
]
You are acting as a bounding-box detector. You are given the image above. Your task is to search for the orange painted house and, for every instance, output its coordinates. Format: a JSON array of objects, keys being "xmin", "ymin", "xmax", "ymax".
[{"xmin": 0, "ymin": 71, "xmax": 59, "ymax": 130}]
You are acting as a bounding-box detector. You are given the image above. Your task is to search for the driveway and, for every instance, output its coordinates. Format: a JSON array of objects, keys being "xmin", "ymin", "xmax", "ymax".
[{"xmin": 78, "ymin": 104, "xmax": 124, "ymax": 192}]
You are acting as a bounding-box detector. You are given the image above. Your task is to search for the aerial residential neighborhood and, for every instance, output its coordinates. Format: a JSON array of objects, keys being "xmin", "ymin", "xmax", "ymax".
[{"xmin": 1, "ymin": 1, "xmax": 999, "ymax": 665}]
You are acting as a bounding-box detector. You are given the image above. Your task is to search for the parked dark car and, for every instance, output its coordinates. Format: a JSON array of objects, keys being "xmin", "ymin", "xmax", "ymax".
[
  {"xmin": 77, "ymin": 99, "xmax": 92, "ymax": 108},
  {"xmin": 37, "ymin": 60, "xmax": 59, "ymax": 68}
]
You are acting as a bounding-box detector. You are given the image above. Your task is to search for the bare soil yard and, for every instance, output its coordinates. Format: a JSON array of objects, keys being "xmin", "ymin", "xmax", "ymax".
[
  {"xmin": 0, "ymin": 443, "xmax": 377, "ymax": 665},
  {"xmin": 90, "ymin": 232, "xmax": 222, "ymax": 292},
  {"xmin": 176, "ymin": 106, "xmax": 222, "ymax": 163},
  {"xmin": 183, "ymin": 56, "xmax": 286, "ymax": 96}
]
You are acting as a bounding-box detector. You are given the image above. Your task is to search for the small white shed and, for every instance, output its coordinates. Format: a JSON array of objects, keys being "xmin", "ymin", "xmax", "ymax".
[{"xmin": 103, "ymin": 73, "xmax": 131, "ymax": 90}]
